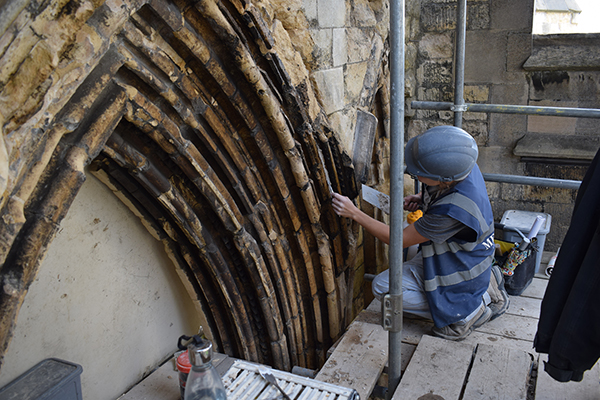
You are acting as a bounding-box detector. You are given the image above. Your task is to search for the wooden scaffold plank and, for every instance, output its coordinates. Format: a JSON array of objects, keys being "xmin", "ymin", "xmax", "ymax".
[
  {"xmin": 315, "ymin": 317, "xmax": 388, "ymax": 400},
  {"xmin": 463, "ymin": 344, "xmax": 533, "ymax": 400},
  {"xmin": 392, "ymin": 335, "xmax": 475, "ymax": 400}
]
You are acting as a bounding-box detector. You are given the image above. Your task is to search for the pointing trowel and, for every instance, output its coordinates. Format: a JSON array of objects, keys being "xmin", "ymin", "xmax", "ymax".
[{"xmin": 361, "ymin": 184, "xmax": 390, "ymax": 214}]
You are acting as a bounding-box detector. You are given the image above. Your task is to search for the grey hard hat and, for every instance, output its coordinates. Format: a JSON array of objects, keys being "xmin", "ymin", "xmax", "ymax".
[{"xmin": 405, "ymin": 125, "xmax": 478, "ymax": 182}]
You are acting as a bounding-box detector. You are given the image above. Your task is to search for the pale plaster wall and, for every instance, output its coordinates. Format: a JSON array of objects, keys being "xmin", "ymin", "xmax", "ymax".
[{"xmin": 0, "ymin": 172, "xmax": 202, "ymax": 399}]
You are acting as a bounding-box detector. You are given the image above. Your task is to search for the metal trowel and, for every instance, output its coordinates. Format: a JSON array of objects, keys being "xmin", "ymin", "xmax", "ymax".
[
  {"xmin": 352, "ymin": 110, "xmax": 378, "ymax": 184},
  {"xmin": 361, "ymin": 184, "xmax": 390, "ymax": 214}
]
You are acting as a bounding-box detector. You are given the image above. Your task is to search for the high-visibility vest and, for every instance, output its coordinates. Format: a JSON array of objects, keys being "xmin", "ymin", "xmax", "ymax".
[{"xmin": 421, "ymin": 164, "xmax": 495, "ymax": 328}]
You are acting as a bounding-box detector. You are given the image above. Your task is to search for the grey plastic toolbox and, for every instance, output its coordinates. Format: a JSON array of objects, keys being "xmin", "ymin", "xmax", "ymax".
[
  {"xmin": 0, "ymin": 358, "xmax": 82, "ymax": 400},
  {"xmin": 500, "ymin": 210, "xmax": 552, "ymax": 274}
]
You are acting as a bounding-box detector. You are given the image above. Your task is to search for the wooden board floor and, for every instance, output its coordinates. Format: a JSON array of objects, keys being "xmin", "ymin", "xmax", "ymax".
[
  {"xmin": 319, "ymin": 254, "xmax": 600, "ymax": 400},
  {"xmin": 120, "ymin": 255, "xmax": 600, "ymax": 400}
]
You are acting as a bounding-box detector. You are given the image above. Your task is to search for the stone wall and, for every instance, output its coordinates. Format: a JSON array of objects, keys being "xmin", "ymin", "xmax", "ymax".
[
  {"xmin": 0, "ymin": 0, "xmax": 389, "ymax": 397},
  {"xmin": 0, "ymin": 0, "xmax": 599, "ymax": 396},
  {"xmin": 404, "ymin": 0, "xmax": 600, "ymax": 252}
]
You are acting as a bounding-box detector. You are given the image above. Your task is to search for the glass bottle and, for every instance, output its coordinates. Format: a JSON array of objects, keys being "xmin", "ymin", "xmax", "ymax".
[{"xmin": 184, "ymin": 340, "xmax": 227, "ymax": 400}]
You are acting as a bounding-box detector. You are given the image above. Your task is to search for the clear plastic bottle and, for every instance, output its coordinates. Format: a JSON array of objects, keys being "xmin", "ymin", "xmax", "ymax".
[{"xmin": 184, "ymin": 340, "xmax": 227, "ymax": 400}]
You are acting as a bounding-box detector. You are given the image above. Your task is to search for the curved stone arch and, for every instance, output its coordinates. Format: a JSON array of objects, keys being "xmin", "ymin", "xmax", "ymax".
[{"xmin": 0, "ymin": 0, "xmax": 363, "ymax": 371}]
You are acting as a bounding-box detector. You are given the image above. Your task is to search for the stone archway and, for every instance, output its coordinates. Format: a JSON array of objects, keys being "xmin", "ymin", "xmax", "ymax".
[{"xmin": 0, "ymin": 0, "xmax": 373, "ymax": 372}]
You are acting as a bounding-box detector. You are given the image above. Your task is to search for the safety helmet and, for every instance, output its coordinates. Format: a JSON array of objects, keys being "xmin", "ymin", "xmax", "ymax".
[{"xmin": 405, "ymin": 125, "xmax": 478, "ymax": 182}]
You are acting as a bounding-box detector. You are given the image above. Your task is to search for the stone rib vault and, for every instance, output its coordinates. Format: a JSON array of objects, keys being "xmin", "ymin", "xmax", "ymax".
[{"xmin": 0, "ymin": 0, "xmax": 372, "ymax": 371}]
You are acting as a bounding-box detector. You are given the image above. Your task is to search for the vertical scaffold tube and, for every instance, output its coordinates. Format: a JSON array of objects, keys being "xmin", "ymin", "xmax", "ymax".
[
  {"xmin": 387, "ymin": 0, "xmax": 405, "ymax": 397},
  {"xmin": 454, "ymin": 0, "xmax": 467, "ymax": 128}
]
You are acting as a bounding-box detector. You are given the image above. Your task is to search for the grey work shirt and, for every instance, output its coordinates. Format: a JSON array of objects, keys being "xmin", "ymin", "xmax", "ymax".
[{"xmin": 413, "ymin": 183, "xmax": 476, "ymax": 244}]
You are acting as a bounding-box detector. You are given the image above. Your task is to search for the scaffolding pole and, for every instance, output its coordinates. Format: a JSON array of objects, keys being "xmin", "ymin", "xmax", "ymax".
[
  {"xmin": 412, "ymin": 101, "xmax": 600, "ymax": 118},
  {"xmin": 454, "ymin": 0, "xmax": 467, "ymax": 128},
  {"xmin": 385, "ymin": 0, "xmax": 591, "ymax": 397},
  {"xmin": 387, "ymin": 0, "xmax": 405, "ymax": 397},
  {"xmin": 483, "ymin": 173, "xmax": 581, "ymax": 190}
]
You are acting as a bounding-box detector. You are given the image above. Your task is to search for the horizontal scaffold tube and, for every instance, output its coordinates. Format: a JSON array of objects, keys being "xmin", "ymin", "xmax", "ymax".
[
  {"xmin": 411, "ymin": 101, "xmax": 600, "ymax": 118},
  {"xmin": 482, "ymin": 173, "xmax": 581, "ymax": 190}
]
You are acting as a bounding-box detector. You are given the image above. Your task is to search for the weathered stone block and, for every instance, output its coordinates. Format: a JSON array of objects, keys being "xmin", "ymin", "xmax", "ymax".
[
  {"xmin": 524, "ymin": 185, "xmax": 575, "ymax": 205},
  {"xmin": 348, "ymin": 0, "xmax": 377, "ymax": 27},
  {"xmin": 528, "ymin": 71, "xmax": 571, "ymax": 100},
  {"xmin": 463, "ymin": 110, "xmax": 487, "ymax": 121},
  {"xmin": 467, "ymin": 2, "xmax": 490, "ymax": 30},
  {"xmin": 2, "ymin": 41, "xmax": 54, "ymax": 129},
  {"xmin": 407, "ymin": 119, "xmax": 429, "ymax": 139},
  {"xmin": 317, "ymin": 0, "xmax": 346, "ymax": 28},
  {"xmin": 491, "ymin": 82, "xmax": 529, "ymax": 108},
  {"xmin": 418, "ymin": 32, "xmax": 453, "ymax": 59},
  {"xmin": 417, "ymin": 60, "xmax": 453, "ymax": 86},
  {"xmin": 569, "ymin": 72, "xmax": 600, "ymax": 103},
  {"xmin": 465, "ymin": 30, "xmax": 507, "ymax": 84},
  {"xmin": 524, "ymin": 36, "xmax": 600, "ymax": 71},
  {"xmin": 344, "ymin": 61, "xmax": 368, "ymax": 105},
  {"xmin": 312, "ymin": 67, "xmax": 344, "ymax": 114},
  {"xmin": 507, "ymin": 33, "xmax": 532, "ymax": 72},
  {"xmin": 489, "ymin": 113, "xmax": 526, "ymax": 147},
  {"xmin": 420, "ymin": 2, "xmax": 455, "ymax": 32},
  {"xmin": 328, "ymin": 109, "xmax": 354, "ymax": 152},
  {"xmin": 310, "ymin": 28, "xmax": 333, "ymax": 68},
  {"xmin": 368, "ymin": 0, "xmax": 390, "ymax": 40},
  {"xmin": 499, "ymin": 181, "xmax": 527, "ymax": 204},
  {"xmin": 478, "ymin": 145, "xmax": 522, "ymax": 176},
  {"xmin": 332, "ymin": 28, "xmax": 347, "ymax": 67},
  {"xmin": 513, "ymin": 133, "xmax": 600, "ymax": 161},
  {"xmin": 407, "ymin": 1, "xmax": 422, "ymax": 41},
  {"xmin": 286, "ymin": 29, "xmax": 316, "ymax": 68},
  {"xmin": 484, "ymin": 180, "xmax": 500, "ymax": 199},
  {"xmin": 437, "ymin": 110, "xmax": 453, "ymax": 121},
  {"xmin": 405, "ymin": 42, "xmax": 418, "ymax": 98},
  {"xmin": 302, "ymin": 0, "xmax": 318, "ymax": 23},
  {"xmin": 86, "ymin": 1, "xmax": 130, "ymax": 39},
  {"xmin": 462, "ymin": 120, "xmax": 488, "ymax": 145},
  {"xmin": 0, "ymin": 131, "xmax": 7, "ymax": 195},
  {"xmin": 491, "ymin": 0, "xmax": 533, "ymax": 32},
  {"xmin": 419, "ymin": 1, "xmax": 489, "ymax": 31},
  {"xmin": 576, "ymin": 103, "xmax": 600, "ymax": 136},
  {"xmin": 464, "ymin": 84, "xmax": 490, "ymax": 103},
  {"xmin": 527, "ymin": 100, "xmax": 578, "ymax": 135},
  {"xmin": 346, "ymin": 27, "xmax": 374, "ymax": 63}
]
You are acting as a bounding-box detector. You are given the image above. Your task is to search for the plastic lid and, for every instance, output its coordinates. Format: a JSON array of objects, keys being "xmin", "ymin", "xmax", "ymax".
[
  {"xmin": 500, "ymin": 210, "xmax": 552, "ymax": 235},
  {"xmin": 407, "ymin": 210, "xmax": 423, "ymax": 224},
  {"xmin": 177, "ymin": 351, "xmax": 191, "ymax": 374}
]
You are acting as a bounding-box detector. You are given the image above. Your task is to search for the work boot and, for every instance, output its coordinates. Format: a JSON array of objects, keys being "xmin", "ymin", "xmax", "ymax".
[
  {"xmin": 431, "ymin": 303, "xmax": 492, "ymax": 341},
  {"xmin": 487, "ymin": 264, "xmax": 510, "ymax": 320}
]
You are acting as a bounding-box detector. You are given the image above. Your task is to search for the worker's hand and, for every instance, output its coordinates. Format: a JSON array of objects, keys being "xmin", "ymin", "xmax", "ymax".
[
  {"xmin": 404, "ymin": 193, "xmax": 422, "ymax": 212},
  {"xmin": 331, "ymin": 192, "xmax": 359, "ymax": 220}
]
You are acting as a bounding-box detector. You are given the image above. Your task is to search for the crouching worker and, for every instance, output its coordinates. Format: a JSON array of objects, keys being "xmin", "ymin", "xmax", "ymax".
[{"xmin": 332, "ymin": 126, "xmax": 509, "ymax": 340}]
